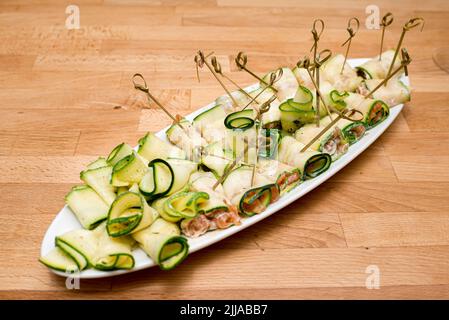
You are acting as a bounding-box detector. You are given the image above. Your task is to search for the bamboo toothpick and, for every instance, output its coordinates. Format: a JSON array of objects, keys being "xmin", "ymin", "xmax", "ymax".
[
  {"xmin": 379, "ymin": 13, "xmax": 394, "ymax": 60},
  {"xmin": 235, "ymin": 52, "xmax": 278, "ymax": 93},
  {"xmin": 297, "ymin": 55, "xmax": 333, "ymax": 123},
  {"xmin": 299, "ymin": 108, "xmax": 362, "ymax": 153},
  {"xmin": 241, "ymin": 68, "xmax": 283, "ymax": 111},
  {"xmin": 132, "ymin": 73, "xmax": 186, "ymax": 131},
  {"xmin": 384, "ymin": 17, "xmax": 424, "ymax": 85},
  {"xmin": 313, "ymin": 49, "xmax": 332, "ymax": 126},
  {"xmin": 365, "ymin": 48, "xmax": 411, "ymax": 99},
  {"xmin": 341, "ymin": 17, "xmax": 360, "ymax": 74},
  {"xmin": 210, "ymin": 56, "xmax": 255, "ymax": 102},
  {"xmin": 310, "ymin": 19, "xmax": 324, "ymax": 77},
  {"xmin": 195, "ymin": 50, "xmax": 240, "ymax": 108}
]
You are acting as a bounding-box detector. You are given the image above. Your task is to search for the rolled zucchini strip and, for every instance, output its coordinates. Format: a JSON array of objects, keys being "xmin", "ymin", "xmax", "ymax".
[
  {"xmin": 154, "ymin": 191, "xmax": 209, "ymax": 222},
  {"xmin": 201, "ymin": 142, "xmax": 231, "ymax": 178},
  {"xmin": 86, "ymin": 157, "xmax": 108, "ymax": 170},
  {"xmin": 80, "ymin": 165, "xmax": 116, "ymax": 205},
  {"xmin": 344, "ymin": 93, "xmax": 390, "ymax": 129},
  {"xmin": 107, "ymin": 143, "xmax": 133, "ymax": 166},
  {"xmin": 356, "ymin": 50, "xmax": 402, "ymax": 79},
  {"xmin": 166, "ymin": 119, "xmax": 207, "ymax": 161},
  {"xmin": 361, "ymin": 79, "xmax": 410, "ymax": 107},
  {"xmin": 333, "ymin": 117, "xmax": 366, "ymax": 145},
  {"xmin": 192, "ymin": 104, "xmax": 227, "ymax": 144},
  {"xmin": 132, "ymin": 218, "xmax": 189, "ymax": 270},
  {"xmin": 111, "ymin": 151, "xmax": 148, "ymax": 187},
  {"xmin": 223, "ymin": 165, "xmax": 278, "ymax": 216},
  {"xmin": 292, "ymin": 66, "xmax": 313, "ymax": 89},
  {"xmin": 65, "ymin": 185, "xmax": 109, "ymax": 230},
  {"xmin": 138, "ymin": 132, "xmax": 186, "ymax": 163},
  {"xmin": 256, "ymin": 158, "xmax": 301, "ymax": 194},
  {"xmin": 51, "ymin": 224, "xmax": 135, "ymax": 271},
  {"xmin": 224, "ymin": 109, "xmax": 256, "ymax": 130},
  {"xmin": 294, "ymin": 118, "xmax": 349, "ymax": 161},
  {"xmin": 262, "ymin": 67, "xmax": 299, "ymax": 102},
  {"xmin": 106, "ymin": 191, "xmax": 159, "ymax": 237},
  {"xmin": 278, "ymin": 136, "xmax": 332, "ymax": 179},
  {"xmin": 39, "ymin": 247, "xmax": 79, "ymax": 273},
  {"xmin": 321, "ymin": 54, "xmax": 363, "ymax": 92},
  {"xmin": 279, "ymin": 86, "xmax": 327, "ymax": 133},
  {"xmin": 216, "ymin": 90, "xmax": 252, "ymax": 113},
  {"xmin": 328, "ymin": 89, "xmax": 349, "ymax": 111}
]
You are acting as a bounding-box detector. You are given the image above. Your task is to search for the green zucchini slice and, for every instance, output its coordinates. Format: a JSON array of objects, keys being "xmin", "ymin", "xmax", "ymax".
[
  {"xmin": 65, "ymin": 185, "xmax": 108, "ymax": 230},
  {"xmin": 107, "ymin": 143, "xmax": 134, "ymax": 166},
  {"xmin": 155, "ymin": 191, "xmax": 210, "ymax": 222},
  {"xmin": 278, "ymin": 136, "xmax": 331, "ymax": 179},
  {"xmin": 39, "ymin": 247, "xmax": 79, "ymax": 273},
  {"xmin": 193, "ymin": 104, "xmax": 227, "ymax": 129},
  {"xmin": 344, "ymin": 93, "xmax": 390, "ymax": 129},
  {"xmin": 224, "ymin": 109, "xmax": 255, "ymax": 130},
  {"xmin": 137, "ymin": 132, "xmax": 186, "ymax": 162},
  {"xmin": 222, "ymin": 166, "xmax": 278, "ymax": 216},
  {"xmin": 329, "ymin": 90, "xmax": 349, "ymax": 111},
  {"xmin": 139, "ymin": 159, "xmax": 174, "ymax": 199},
  {"xmin": 80, "ymin": 165, "xmax": 116, "ymax": 205},
  {"xmin": 335, "ymin": 118, "xmax": 366, "ymax": 145},
  {"xmin": 86, "ymin": 157, "xmax": 108, "ymax": 170},
  {"xmin": 256, "ymin": 158, "xmax": 302, "ymax": 194},
  {"xmin": 111, "ymin": 152, "xmax": 148, "ymax": 187},
  {"xmin": 106, "ymin": 191, "xmax": 158, "ymax": 237},
  {"xmin": 132, "ymin": 218, "xmax": 189, "ymax": 270}
]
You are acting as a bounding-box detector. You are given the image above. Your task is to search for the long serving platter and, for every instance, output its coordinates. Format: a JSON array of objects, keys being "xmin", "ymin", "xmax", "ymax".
[{"xmin": 41, "ymin": 58, "xmax": 408, "ymax": 279}]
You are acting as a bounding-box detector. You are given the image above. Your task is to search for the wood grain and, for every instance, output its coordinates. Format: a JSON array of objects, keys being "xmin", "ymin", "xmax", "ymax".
[{"xmin": 1, "ymin": 0, "xmax": 448, "ymax": 300}]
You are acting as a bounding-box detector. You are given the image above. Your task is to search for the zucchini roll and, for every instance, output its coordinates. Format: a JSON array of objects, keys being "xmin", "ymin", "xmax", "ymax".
[
  {"xmin": 138, "ymin": 132, "xmax": 186, "ymax": 162},
  {"xmin": 111, "ymin": 151, "xmax": 148, "ymax": 187},
  {"xmin": 278, "ymin": 136, "xmax": 332, "ymax": 179},
  {"xmin": 132, "ymin": 218, "xmax": 189, "ymax": 270},
  {"xmin": 107, "ymin": 143, "xmax": 134, "ymax": 166},
  {"xmin": 166, "ymin": 119, "xmax": 207, "ymax": 160},
  {"xmin": 106, "ymin": 191, "xmax": 159, "ymax": 237},
  {"xmin": 45, "ymin": 223, "xmax": 135, "ymax": 271},
  {"xmin": 358, "ymin": 78, "xmax": 410, "ymax": 107},
  {"xmin": 321, "ymin": 54, "xmax": 363, "ymax": 92},
  {"xmin": 193, "ymin": 104, "xmax": 228, "ymax": 144},
  {"xmin": 279, "ymin": 86, "xmax": 326, "ymax": 133},
  {"xmin": 344, "ymin": 93, "xmax": 390, "ymax": 129},
  {"xmin": 292, "ymin": 66, "xmax": 313, "ymax": 89},
  {"xmin": 87, "ymin": 157, "xmax": 108, "ymax": 170},
  {"xmin": 139, "ymin": 158, "xmax": 198, "ymax": 200},
  {"xmin": 152, "ymin": 191, "xmax": 209, "ymax": 223},
  {"xmin": 294, "ymin": 118, "xmax": 349, "ymax": 161},
  {"xmin": 184, "ymin": 172, "xmax": 240, "ymax": 236},
  {"xmin": 216, "ymin": 90, "xmax": 253, "ymax": 113},
  {"xmin": 200, "ymin": 142, "xmax": 232, "ymax": 177},
  {"xmin": 262, "ymin": 67, "xmax": 299, "ymax": 102},
  {"xmin": 332, "ymin": 116, "xmax": 366, "ymax": 145},
  {"xmin": 80, "ymin": 165, "xmax": 116, "ymax": 206},
  {"xmin": 39, "ymin": 247, "xmax": 79, "ymax": 273},
  {"xmin": 222, "ymin": 165, "xmax": 279, "ymax": 216},
  {"xmin": 256, "ymin": 158, "xmax": 301, "ymax": 194},
  {"xmin": 356, "ymin": 50, "xmax": 402, "ymax": 79},
  {"xmin": 65, "ymin": 185, "xmax": 109, "ymax": 230}
]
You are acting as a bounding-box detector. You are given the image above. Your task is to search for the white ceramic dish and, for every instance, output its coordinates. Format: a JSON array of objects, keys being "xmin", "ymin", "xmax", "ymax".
[{"xmin": 41, "ymin": 58, "xmax": 407, "ymax": 278}]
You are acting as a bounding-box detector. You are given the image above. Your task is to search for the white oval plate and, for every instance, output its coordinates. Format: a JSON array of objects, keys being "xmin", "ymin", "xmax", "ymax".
[{"xmin": 41, "ymin": 59, "xmax": 407, "ymax": 278}]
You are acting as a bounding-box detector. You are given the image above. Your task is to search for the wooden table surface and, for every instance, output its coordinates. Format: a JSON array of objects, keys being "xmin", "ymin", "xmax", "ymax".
[{"xmin": 1, "ymin": 0, "xmax": 449, "ymax": 300}]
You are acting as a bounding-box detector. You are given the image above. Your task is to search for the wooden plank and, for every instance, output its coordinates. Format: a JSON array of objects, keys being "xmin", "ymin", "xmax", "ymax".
[
  {"xmin": 340, "ymin": 212, "xmax": 449, "ymax": 247},
  {"xmin": 390, "ymin": 155, "xmax": 449, "ymax": 182}
]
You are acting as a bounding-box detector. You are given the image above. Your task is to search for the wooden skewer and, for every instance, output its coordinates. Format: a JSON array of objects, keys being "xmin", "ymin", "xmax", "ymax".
[
  {"xmin": 384, "ymin": 17, "xmax": 424, "ymax": 85},
  {"xmin": 210, "ymin": 56, "xmax": 255, "ymax": 102},
  {"xmin": 235, "ymin": 52, "xmax": 278, "ymax": 93},
  {"xmin": 241, "ymin": 68, "xmax": 283, "ymax": 111},
  {"xmin": 299, "ymin": 56, "xmax": 333, "ymax": 123},
  {"xmin": 195, "ymin": 50, "xmax": 240, "ymax": 108},
  {"xmin": 310, "ymin": 19, "xmax": 324, "ymax": 77},
  {"xmin": 379, "ymin": 13, "xmax": 394, "ymax": 61},
  {"xmin": 313, "ymin": 49, "xmax": 332, "ymax": 126},
  {"xmin": 340, "ymin": 17, "xmax": 360, "ymax": 74},
  {"xmin": 132, "ymin": 73, "xmax": 186, "ymax": 131}
]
